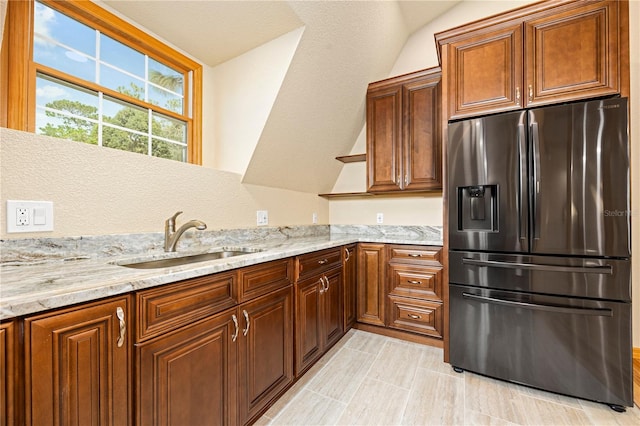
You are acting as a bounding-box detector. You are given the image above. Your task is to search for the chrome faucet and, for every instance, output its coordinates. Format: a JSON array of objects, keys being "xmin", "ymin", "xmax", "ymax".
[{"xmin": 164, "ymin": 211, "xmax": 207, "ymax": 252}]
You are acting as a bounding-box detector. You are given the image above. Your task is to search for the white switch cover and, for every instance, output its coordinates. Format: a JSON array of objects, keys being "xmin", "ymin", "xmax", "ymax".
[
  {"xmin": 7, "ymin": 200, "xmax": 54, "ymax": 233},
  {"xmin": 376, "ymin": 213, "xmax": 384, "ymax": 224},
  {"xmin": 257, "ymin": 210, "xmax": 268, "ymax": 226},
  {"xmin": 312, "ymin": 212, "xmax": 318, "ymax": 224}
]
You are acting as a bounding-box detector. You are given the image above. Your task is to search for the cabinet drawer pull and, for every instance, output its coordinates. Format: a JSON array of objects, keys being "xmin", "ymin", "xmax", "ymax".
[
  {"xmin": 116, "ymin": 307, "xmax": 126, "ymax": 347},
  {"xmin": 232, "ymin": 314, "xmax": 239, "ymax": 342},
  {"xmin": 407, "ymin": 280, "xmax": 422, "ymax": 285},
  {"xmin": 242, "ymin": 310, "xmax": 250, "ymax": 336},
  {"xmin": 408, "ymin": 254, "xmax": 422, "ymax": 258},
  {"xmin": 318, "ymin": 259, "xmax": 328, "ymax": 265},
  {"xmin": 408, "ymin": 313, "xmax": 422, "ymax": 320}
]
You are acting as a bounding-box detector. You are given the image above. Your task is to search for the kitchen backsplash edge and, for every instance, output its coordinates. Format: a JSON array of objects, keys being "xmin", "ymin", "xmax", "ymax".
[{"xmin": 0, "ymin": 225, "xmax": 442, "ymax": 264}]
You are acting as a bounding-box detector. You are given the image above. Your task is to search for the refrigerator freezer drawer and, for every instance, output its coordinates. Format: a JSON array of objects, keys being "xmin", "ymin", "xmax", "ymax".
[
  {"xmin": 449, "ymin": 284, "xmax": 633, "ymax": 407},
  {"xmin": 449, "ymin": 251, "xmax": 631, "ymax": 302}
]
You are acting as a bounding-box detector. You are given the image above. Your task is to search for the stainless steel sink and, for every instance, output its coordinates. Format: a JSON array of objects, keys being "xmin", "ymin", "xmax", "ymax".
[{"xmin": 116, "ymin": 248, "xmax": 261, "ymax": 269}]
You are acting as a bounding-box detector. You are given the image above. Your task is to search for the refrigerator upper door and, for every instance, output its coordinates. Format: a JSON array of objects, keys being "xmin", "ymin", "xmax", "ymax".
[
  {"xmin": 448, "ymin": 111, "xmax": 528, "ymax": 253},
  {"xmin": 530, "ymin": 98, "xmax": 630, "ymax": 258}
]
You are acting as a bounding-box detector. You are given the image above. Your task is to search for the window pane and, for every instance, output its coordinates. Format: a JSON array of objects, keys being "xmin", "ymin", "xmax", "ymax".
[
  {"xmin": 152, "ymin": 139, "xmax": 187, "ymax": 161},
  {"xmin": 100, "ymin": 64, "xmax": 145, "ymax": 100},
  {"xmin": 102, "ymin": 125, "xmax": 149, "ymax": 155},
  {"xmin": 36, "ymin": 74, "xmax": 99, "ymax": 119},
  {"xmin": 36, "ymin": 108, "xmax": 99, "ymax": 144},
  {"xmin": 35, "ymin": 74, "xmax": 99, "ymax": 144},
  {"xmin": 103, "ymin": 97, "xmax": 149, "ymax": 133},
  {"xmin": 149, "ymin": 58, "xmax": 183, "ymax": 95},
  {"xmin": 34, "ymin": 1, "xmax": 96, "ymax": 82},
  {"xmin": 148, "ymin": 86, "xmax": 183, "ymax": 114},
  {"xmin": 100, "ymin": 33, "xmax": 145, "ymax": 79},
  {"xmin": 152, "ymin": 112, "xmax": 186, "ymax": 143}
]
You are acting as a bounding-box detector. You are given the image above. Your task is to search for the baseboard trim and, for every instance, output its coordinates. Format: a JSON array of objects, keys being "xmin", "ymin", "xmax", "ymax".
[{"xmin": 354, "ymin": 322, "xmax": 443, "ymax": 349}]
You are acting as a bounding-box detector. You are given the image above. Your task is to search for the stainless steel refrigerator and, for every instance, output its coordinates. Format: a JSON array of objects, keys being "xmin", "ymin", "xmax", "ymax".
[{"xmin": 447, "ymin": 97, "xmax": 632, "ymax": 410}]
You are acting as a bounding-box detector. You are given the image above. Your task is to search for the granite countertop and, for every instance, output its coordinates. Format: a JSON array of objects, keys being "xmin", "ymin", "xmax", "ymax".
[{"xmin": 0, "ymin": 225, "xmax": 442, "ymax": 320}]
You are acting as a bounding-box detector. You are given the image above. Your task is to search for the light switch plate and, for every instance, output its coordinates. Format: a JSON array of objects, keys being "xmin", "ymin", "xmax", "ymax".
[
  {"xmin": 7, "ymin": 200, "xmax": 54, "ymax": 233},
  {"xmin": 257, "ymin": 210, "xmax": 268, "ymax": 226}
]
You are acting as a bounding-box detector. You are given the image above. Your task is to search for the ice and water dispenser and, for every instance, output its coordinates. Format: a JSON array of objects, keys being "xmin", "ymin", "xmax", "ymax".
[{"xmin": 456, "ymin": 184, "xmax": 498, "ymax": 232}]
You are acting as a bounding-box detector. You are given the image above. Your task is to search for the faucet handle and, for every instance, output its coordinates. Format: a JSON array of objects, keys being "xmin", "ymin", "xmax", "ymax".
[{"xmin": 168, "ymin": 211, "xmax": 183, "ymax": 223}]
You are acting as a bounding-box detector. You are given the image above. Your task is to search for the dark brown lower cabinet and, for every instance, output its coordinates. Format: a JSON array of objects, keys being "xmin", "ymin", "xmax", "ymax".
[
  {"xmin": 25, "ymin": 296, "xmax": 132, "ymax": 426},
  {"xmin": 356, "ymin": 243, "xmax": 386, "ymax": 326},
  {"xmin": 1, "ymin": 321, "xmax": 17, "ymax": 426},
  {"xmin": 238, "ymin": 286, "xmax": 293, "ymax": 425},
  {"xmin": 295, "ymin": 267, "xmax": 344, "ymax": 376},
  {"xmin": 137, "ymin": 307, "xmax": 238, "ymax": 426},
  {"xmin": 342, "ymin": 244, "xmax": 357, "ymax": 330}
]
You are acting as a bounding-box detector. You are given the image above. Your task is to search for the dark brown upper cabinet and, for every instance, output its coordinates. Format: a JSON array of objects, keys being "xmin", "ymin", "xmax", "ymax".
[
  {"xmin": 438, "ymin": 0, "xmax": 623, "ymax": 120},
  {"xmin": 366, "ymin": 67, "xmax": 442, "ymax": 192}
]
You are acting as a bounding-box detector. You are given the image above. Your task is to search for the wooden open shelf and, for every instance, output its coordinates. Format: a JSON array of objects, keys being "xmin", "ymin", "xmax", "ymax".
[{"xmin": 335, "ymin": 154, "xmax": 366, "ymax": 163}]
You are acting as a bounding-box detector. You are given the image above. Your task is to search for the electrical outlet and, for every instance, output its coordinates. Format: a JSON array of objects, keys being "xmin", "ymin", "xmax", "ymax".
[
  {"xmin": 312, "ymin": 212, "xmax": 318, "ymax": 224},
  {"xmin": 376, "ymin": 213, "xmax": 384, "ymax": 224},
  {"xmin": 257, "ymin": 210, "xmax": 268, "ymax": 226},
  {"xmin": 7, "ymin": 200, "xmax": 54, "ymax": 233},
  {"xmin": 16, "ymin": 208, "xmax": 29, "ymax": 226}
]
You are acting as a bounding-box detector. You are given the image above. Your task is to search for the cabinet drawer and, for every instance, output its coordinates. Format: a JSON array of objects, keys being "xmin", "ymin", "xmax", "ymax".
[
  {"xmin": 238, "ymin": 258, "xmax": 293, "ymax": 303},
  {"xmin": 387, "ymin": 295, "xmax": 442, "ymax": 338},
  {"xmin": 388, "ymin": 264, "xmax": 442, "ymax": 301},
  {"xmin": 136, "ymin": 272, "xmax": 237, "ymax": 342},
  {"xmin": 388, "ymin": 245, "xmax": 442, "ymax": 265},
  {"xmin": 296, "ymin": 247, "xmax": 342, "ymax": 279}
]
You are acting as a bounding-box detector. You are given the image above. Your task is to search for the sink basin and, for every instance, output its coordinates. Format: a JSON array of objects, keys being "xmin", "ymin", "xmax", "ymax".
[{"xmin": 117, "ymin": 248, "xmax": 261, "ymax": 269}]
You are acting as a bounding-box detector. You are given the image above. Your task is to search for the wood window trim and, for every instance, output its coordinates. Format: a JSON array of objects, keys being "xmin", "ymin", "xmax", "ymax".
[{"xmin": 1, "ymin": 0, "xmax": 202, "ymax": 164}]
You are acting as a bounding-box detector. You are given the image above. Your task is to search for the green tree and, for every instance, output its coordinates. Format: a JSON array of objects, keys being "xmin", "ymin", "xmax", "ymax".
[{"xmin": 39, "ymin": 100, "xmax": 99, "ymax": 144}]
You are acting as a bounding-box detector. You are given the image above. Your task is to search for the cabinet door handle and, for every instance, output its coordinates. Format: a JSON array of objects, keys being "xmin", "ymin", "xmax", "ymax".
[
  {"xmin": 318, "ymin": 259, "xmax": 328, "ymax": 265},
  {"xmin": 408, "ymin": 253, "xmax": 422, "ymax": 258},
  {"xmin": 344, "ymin": 248, "xmax": 350, "ymax": 262},
  {"xmin": 408, "ymin": 313, "xmax": 422, "ymax": 320},
  {"xmin": 116, "ymin": 307, "xmax": 126, "ymax": 348},
  {"xmin": 528, "ymin": 84, "xmax": 533, "ymax": 102},
  {"xmin": 232, "ymin": 314, "xmax": 239, "ymax": 342},
  {"xmin": 323, "ymin": 276, "xmax": 330, "ymax": 291},
  {"xmin": 516, "ymin": 86, "xmax": 521, "ymax": 105},
  {"xmin": 242, "ymin": 310, "xmax": 250, "ymax": 336},
  {"xmin": 407, "ymin": 280, "xmax": 422, "ymax": 285},
  {"xmin": 318, "ymin": 277, "xmax": 325, "ymax": 293}
]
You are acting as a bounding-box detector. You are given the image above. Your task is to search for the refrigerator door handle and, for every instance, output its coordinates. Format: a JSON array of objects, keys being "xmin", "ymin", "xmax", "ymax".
[
  {"xmin": 517, "ymin": 122, "xmax": 527, "ymax": 241},
  {"xmin": 461, "ymin": 292, "xmax": 613, "ymax": 317},
  {"xmin": 530, "ymin": 119, "xmax": 541, "ymax": 240},
  {"xmin": 461, "ymin": 258, "xmax": 613, "ymax": 274}
]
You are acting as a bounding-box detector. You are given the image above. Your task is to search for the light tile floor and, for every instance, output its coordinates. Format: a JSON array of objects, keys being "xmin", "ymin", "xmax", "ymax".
[{"xmin": 258, "ymin": 329, "xmax": 640, "ymax": 426}]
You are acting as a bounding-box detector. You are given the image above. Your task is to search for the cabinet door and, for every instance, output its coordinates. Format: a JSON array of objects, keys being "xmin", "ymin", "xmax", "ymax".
[
  {"xmin": 342, "ymin": 245, "xmax": 357, "ymax": 330},
  {"xmin": 322, "ymin": 268, "xmax": 344, "ymax": 349},
  {"xmin": 238, "ymin": 287, "xmax": 293, "ymax": 425},
  {"xmin": 137, "ymin": 309, "xmax": 238, "ymax": 426},
  {"xmin": 403, "ymin": 76, "xmax": 441, "ymax": 190},
  {"xmin": 366, "ymin": 85, "xmax": 402, "ymax": 192},
  {"xmin": 25, "ymin": 296, "xmax": 131, "ymax": 426},
  {"xmin": 295, "ymin": 276, "xmax": 323, "ymax": 376},
  {"xmin": 0, "ymin": 321, "xmax": 16, "ymax": 426},
  {"xmin": 524, "ymin": 0, "xmax": 619, "ymax": 106},
  {"xmin": 356, "ymin": 243, "xmax": 386, "ymax": 326},
  {"xmin": 446, "ymin": 24, "xmax": 523, "ymax": 119}
]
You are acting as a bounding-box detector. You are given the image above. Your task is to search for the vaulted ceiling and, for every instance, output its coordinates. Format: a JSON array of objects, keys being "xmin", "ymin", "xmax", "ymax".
[{"xmin": 101, "ymin": 0, "xmax": 460, "ymax": 193}]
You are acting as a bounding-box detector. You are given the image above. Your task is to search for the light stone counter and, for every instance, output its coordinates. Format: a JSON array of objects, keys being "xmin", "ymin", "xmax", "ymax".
[{"xmin": 0, "ymin": 225, "xmax": 442, "ymax": 320}]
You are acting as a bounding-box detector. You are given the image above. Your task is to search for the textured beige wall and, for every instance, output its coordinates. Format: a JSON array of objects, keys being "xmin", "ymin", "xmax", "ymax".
[{"xmin": 0, "ymin": 128, "xmax": 328, "ymax": 239}]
